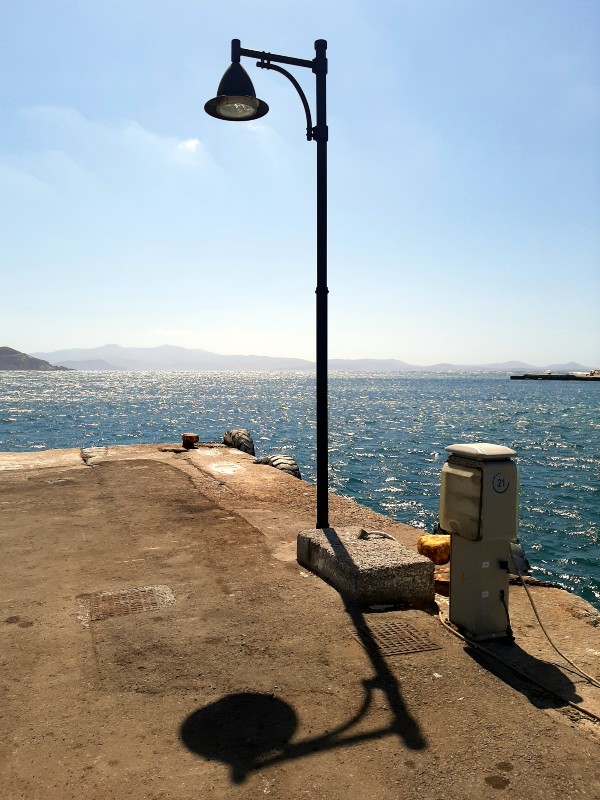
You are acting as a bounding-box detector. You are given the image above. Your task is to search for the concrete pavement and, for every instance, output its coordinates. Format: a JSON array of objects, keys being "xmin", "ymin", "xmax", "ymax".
[{"xmin": 1, "ymin": 444, "xmax": 598, "ymax": 799}]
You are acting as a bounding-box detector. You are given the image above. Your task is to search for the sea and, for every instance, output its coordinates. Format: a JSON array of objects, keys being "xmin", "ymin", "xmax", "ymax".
[{"xmin": 1, "ymin": 371, "xmax": 598, "ymax": 610}]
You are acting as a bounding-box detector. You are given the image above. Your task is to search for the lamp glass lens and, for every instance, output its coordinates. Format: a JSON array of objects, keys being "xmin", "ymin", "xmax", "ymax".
[{"xmin": 217, "ymin": 96, "xmax": 258, "ymax": 119}]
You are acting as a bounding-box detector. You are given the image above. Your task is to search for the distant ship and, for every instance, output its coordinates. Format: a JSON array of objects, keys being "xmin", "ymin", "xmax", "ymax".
[{"xmin": 510, "ymin": 369, "xmax": 600, "ymax": 381}]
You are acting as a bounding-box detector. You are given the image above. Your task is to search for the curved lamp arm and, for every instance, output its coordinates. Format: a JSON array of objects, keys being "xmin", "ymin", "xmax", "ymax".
[{"xmin": 256, "ymin": 60, "xmax": 314, "ymax": 141}]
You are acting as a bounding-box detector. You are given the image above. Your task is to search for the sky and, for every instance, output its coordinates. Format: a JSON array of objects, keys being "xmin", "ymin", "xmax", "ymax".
[{"xmin": 0, "ymin": 0, "xmax": 599, "ymax": 366}]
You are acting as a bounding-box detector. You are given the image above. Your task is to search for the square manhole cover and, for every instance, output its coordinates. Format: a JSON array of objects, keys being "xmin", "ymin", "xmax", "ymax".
[
  {"xmin": 76, "ymin": 585, "xmax": 175, "ymax": 627},
  {"xmin": 356, "ymin": 618, "xmax": 441, "ymax": 656}
]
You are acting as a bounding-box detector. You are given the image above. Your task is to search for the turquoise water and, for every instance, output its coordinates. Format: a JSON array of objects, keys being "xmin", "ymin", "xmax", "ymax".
[{"xmin": 1, "ymin": 371, "xmax": 598, "ymax": 609}]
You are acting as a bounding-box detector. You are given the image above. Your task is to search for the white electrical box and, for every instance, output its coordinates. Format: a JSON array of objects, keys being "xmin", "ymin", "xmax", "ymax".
[
  {"xmin": 440, "ymin": 442, "xmax": 518, "ymax": 542},
  {"xmin": 440, "ymin": 442, "xmax": 519, "ymax": 640}
]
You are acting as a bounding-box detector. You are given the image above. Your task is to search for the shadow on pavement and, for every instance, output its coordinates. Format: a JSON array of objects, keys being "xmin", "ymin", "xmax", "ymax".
[
  {"xmin": 179, "ymin": 596, "xmax": 426, "ymax": 784},
  {"xmin": 465, "ymin": 639, "xmax": 583, "ymax": 709}
]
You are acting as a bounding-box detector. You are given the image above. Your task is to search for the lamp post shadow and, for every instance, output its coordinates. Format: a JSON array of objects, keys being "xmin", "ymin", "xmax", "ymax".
[{"xmin": 179, "ymin": 592, "xmax": 427, "ymax": 784}]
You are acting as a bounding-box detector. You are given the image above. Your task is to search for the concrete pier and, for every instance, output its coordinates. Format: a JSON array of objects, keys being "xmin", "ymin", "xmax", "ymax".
[{"xmin": 0, "ymin": 443, "xmax": 598, "ymax": 799}]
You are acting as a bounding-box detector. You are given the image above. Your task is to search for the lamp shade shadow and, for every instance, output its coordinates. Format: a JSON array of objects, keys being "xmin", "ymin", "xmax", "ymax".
[{"xmin": 179, "ymin": 692, "xmax": 298, "ymax": 783}]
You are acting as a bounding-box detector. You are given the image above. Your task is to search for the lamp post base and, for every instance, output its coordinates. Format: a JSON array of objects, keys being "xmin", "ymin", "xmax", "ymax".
[{"xmin": 297, "ymin": 527, "xmax": 434, "ymax": 606}]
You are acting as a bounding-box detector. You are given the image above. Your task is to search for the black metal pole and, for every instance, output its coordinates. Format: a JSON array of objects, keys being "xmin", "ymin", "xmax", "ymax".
[
  {"xmin": 224, "ymin": 38, "xmax": 329, "ymax": 529},
  {"xmin": 313, "ymin": 39, "xmax": 329, "ymax": 529}
]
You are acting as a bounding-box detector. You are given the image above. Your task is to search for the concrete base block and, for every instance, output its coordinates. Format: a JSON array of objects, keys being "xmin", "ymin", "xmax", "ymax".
[{"xmin": 297, "ymin": 527, "xmax": 435, "ymax": 605}]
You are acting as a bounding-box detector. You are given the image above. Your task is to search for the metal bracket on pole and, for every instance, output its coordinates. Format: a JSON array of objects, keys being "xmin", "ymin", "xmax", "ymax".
[{"xmin": 256, "ymin": 60, "xmax": 315, "ymax": 142}]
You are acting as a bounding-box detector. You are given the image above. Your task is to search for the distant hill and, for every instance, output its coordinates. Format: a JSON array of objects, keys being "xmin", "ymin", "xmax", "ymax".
[
  {"xmin": 33, "ymin": 344, "xmax": 314, "ymax": 371},
  {"xmin": 544, "ymin": 362, "xmax": 591, "ymax": 372},
  {"xmin": 57, "ymin": 359, "xmax": 125, "ymax": 371},
  {"xmin": 326, "ymin": 358, "xmax": 569, "ymax": 373},
  {"xmin": 30, "ymin": 344, "xmax": 593, "ymax": 373},
  {"xmin": 0, "ymin": 346, "xmax": 70, "ymax": 371}
]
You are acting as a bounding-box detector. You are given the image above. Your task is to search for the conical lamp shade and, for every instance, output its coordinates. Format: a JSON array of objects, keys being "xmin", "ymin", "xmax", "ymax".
[{"xmin": 205, "ymin": 62, "xmax": 269, "ymax": 121}]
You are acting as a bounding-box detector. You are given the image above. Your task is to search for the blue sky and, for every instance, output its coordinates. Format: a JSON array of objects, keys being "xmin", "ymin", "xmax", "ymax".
[{"xmin": 1, "ymin": 1, "xmax": 598, "ymax": 365}]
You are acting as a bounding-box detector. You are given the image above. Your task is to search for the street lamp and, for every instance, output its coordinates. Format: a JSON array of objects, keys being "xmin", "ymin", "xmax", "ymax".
[{"xmin": 205, "ymin": 39, "xmax": 330, "ymax": 529}]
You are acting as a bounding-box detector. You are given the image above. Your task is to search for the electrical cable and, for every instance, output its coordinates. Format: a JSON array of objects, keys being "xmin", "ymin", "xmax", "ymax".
[
  {"xmin": 511, "ymin": 562, "xmax": 600, "ymax": 689},
  {"xmin": 437, "ymin": 610, "xmax": 600, "ymax": 724},
  {"xmin": 499, "ymin": 589, "xmax": 514, "ymax": 641}
]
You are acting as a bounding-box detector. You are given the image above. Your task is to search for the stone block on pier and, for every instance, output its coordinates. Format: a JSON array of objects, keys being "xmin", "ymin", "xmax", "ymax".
[{"xmin": 297, "ymin": 527, "xmax": 434, "ymax": 605}]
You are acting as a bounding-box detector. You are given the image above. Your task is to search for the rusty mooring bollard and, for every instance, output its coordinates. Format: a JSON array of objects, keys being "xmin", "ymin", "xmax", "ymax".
[{"xmin": 182, "ymin": 433, "xmax": 199, "ymax": 450}]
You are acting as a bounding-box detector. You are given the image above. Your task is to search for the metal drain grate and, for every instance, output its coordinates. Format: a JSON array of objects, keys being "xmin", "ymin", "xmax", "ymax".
[
  {"xmin": 76, "ymin": 585, "xmax": 175, "ymax": 627},
  {"xmin": 356, "ymin": 619, "xmax": 441, "ymax": 656}
]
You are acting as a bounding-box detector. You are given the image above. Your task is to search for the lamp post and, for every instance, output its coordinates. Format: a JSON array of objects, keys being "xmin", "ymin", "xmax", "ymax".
[{"xmin": 205, "ymin": 39, "xmax": 329, "ymax": 529}]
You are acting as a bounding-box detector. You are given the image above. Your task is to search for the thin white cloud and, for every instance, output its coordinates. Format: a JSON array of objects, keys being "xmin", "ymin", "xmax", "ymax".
[
  {"xmin": 0, "ymin": 105, "xmax": 215, "ymax": 220},
  {"xmin": 14, "ymin": 106, "xmax": 212, "ymax": 173},
  {"xmin": 177, "ymin": 138, "xmax": 202, "ymax": 151}
]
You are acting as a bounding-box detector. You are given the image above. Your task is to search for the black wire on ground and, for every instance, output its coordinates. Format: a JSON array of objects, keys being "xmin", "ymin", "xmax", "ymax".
[
  {"xmin": 437, "ymin": 611, "xmax": 600, "ymax": 724},
  {"xmin": 499, "ymin": 589, "xmax": 514, "ymax": 641},
  {"xmin": 511, "ymin": 562, "xmax": 600, "ymax": 689}
]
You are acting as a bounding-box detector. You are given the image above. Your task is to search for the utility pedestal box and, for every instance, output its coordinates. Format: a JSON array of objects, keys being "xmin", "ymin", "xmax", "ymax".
[{"xmin": 440, "ymin": 442, "xmax": 518, "ymax": 641}]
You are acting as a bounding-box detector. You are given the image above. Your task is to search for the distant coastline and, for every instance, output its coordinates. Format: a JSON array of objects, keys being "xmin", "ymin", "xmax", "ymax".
[
  {"xmin": 511, "ymin": 371, "xmax": 600, "ymax": 382},
  {"xmin": 15, "ymin": 344, "xmax": 592, "ymax": 374},
  {"xmin": 0, "ymin": 347, "xmax": 71, "ymax": 372},
  {"xmin": 1, "ymin": 344, "xmax": 594, "ymax": 374}
]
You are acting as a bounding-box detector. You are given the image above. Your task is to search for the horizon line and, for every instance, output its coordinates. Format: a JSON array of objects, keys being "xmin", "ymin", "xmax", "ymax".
[{"xmin": 21, "ymin": 344, "xmax": 595, "ymax": 370}]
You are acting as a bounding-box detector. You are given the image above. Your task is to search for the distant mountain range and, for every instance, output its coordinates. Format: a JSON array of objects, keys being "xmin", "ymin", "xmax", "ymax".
[
  {"xmin": 0, "ymin": 346, "xmax": 70, "ymax": 371},
  {"xmin": 22, "ymin": 344, "xmax": 592, "ymax": 373}
]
